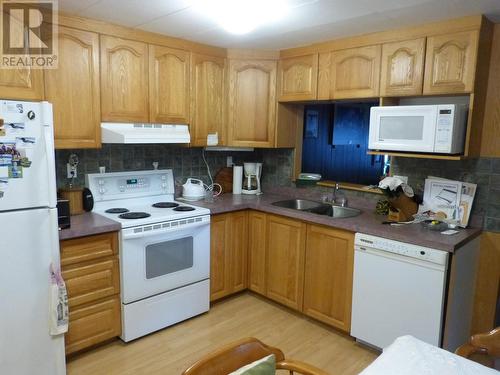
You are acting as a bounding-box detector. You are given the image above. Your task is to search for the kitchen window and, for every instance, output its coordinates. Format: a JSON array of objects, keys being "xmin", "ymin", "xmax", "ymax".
[{"xmin": 301, "ymin": 103, "xmax": 387, "ymax": 186}]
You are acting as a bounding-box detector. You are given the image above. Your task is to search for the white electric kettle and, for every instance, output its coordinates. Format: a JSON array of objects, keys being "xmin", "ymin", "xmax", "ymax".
[{"xmin": 182, "ymin": 178, "xmax": 206, "ymax": 201}]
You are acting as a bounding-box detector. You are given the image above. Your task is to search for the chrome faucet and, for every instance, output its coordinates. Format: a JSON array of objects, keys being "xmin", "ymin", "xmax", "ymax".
[{"xmin": 332, "ymin": 183, "xmax": 348, "ymax": 207}]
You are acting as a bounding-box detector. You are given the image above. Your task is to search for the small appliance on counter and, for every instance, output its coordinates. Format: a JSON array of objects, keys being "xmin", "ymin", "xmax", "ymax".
[
  {"xmin": 182, "ymin": 178, "xmax": 206, "ymax": 201},
  {"xmin": 242, "ymin": 162, "xmax": 262, "ymax": 195},
  {"xmin": 56, "ymin": 199, "xmax": 71, "ymax": 229}
]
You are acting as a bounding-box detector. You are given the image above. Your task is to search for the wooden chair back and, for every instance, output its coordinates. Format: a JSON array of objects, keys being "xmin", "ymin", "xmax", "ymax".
[
  {"xmin": 182, "ymin": 337, "xmax": 285, "ymax": 375},
  {"xmin": 182, "ymin": 337, "xmax": 330, "ymax": 375},
  {"xmin": 455, "ymin": 327, "xmax": 500, "ymax": 363}
]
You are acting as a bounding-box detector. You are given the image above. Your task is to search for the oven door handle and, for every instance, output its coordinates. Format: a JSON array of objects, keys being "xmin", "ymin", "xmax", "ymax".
[{"xmin": 122, "ymin": 219, "xmax": 210, "ymax": 240}]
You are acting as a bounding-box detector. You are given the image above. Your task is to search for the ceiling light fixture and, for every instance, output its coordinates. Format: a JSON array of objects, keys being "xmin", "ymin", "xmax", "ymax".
[{"xmin": 194, "ymin": 0, "xmax": 289, "ymax": 35}]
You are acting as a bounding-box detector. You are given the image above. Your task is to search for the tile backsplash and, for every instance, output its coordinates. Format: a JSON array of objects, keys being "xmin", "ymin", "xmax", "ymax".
[
  {"xmin": 392, "ymin": 157, "xmax": 500, "ymax": 232},
  {"xmin": 55, "ymin": 145, "xmax": 295, "ymax": 191}
]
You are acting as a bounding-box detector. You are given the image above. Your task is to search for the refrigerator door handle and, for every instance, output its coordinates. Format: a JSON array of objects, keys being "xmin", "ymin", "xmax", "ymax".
[{"xmin": 42, "ymin": 102, "xmax": 57, "ymax": 208}]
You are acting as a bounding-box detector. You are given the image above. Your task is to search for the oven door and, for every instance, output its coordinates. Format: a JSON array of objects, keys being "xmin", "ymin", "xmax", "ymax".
[
  {"xmin": 369, "ymin": 105, "xmax": 438, "ymax": 152},
  {"xmin": 120, "ymin": 217, "xmax": 210, "ymax": 304}
]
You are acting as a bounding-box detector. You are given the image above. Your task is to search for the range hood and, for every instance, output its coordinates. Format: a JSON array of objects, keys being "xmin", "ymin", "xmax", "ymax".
[{"xmin": 101, "ymin": 123, "xmax": 190, "ymax": 144}]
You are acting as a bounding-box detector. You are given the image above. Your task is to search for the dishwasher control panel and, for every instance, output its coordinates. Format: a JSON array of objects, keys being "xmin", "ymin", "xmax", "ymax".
[{"xmin": 355, "ymin": 233, "xmax": 448, "ymax": 265}]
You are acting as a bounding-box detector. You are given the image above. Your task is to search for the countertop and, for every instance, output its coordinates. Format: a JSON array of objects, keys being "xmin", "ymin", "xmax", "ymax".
[
  {"xmin": 58, "ymin": 212, "xmax": 121, "ymax": 241},
  {"xmin": 58, "ymin": 193, "xmax": 481, "ymax": 252},
  {"xmin": 192, "ymin": 193, "xmax": 482, "ymax": 253}
]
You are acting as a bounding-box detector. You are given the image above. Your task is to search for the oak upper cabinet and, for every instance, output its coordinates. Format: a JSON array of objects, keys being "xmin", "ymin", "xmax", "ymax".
[
  {"xmin": 423, "ymin": 30, "xmax": 479, "ymax": 94},
  {"xmin": 329, "ymin": 45, "xmax": 381, "ymax": 99},
  {"xmin": 248, "ymin": 211, "xmax": 267, "ymax": 295},
  {"xmin": 380, "ymin": 38, "xmax": 426, "ymax": 97},
  {"xmin": 191, "ymin": 53, "xmax": 226, "ymax": 146},
  {"xmin": 227, "ymin": 59, "xmax": 277, "ymax": 148},
  {"xmin": 100, "ymin": 35, "xmax": 149, "ymax": 122},
  {"xmin": 303, "ymin": 225, "xmax": 354, "ymax": 333},
  {"xmin": 0, "ymin": 17, "xmax": 43, "ymax": 101},
  {"xmin": 45, "ymin": 27, "xmax": 101, "ymax": 149},
  {"xmin": 210, "ymin": 212, "xmax": 248, "ymax": 301},
  {"xmin": 149, "ymin": 45, "xmax": 190, "ymax": 124},
  {"xmin": 0, "ymin": 66, "xmax": 44, "ymax": 101},
  {"xmin": 266, "ymin": 215, "xmax": 306, "ymax": 311},
  {"xmin": 278, "ymin": 54, "xmax": 318, "ymax": 101}
]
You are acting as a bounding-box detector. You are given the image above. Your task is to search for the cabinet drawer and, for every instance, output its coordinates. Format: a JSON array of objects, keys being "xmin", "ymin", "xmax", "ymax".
[
  {"xmin": 60, "ymin": 233, "xmax": 118, "ymax": 266},
  {"xmin": 63, "ymin": 257, "xmax": 120, "ymax": 308},
  {"xmin": 65, "ymin": 296, "xmax": 121, "ymax": 355}
]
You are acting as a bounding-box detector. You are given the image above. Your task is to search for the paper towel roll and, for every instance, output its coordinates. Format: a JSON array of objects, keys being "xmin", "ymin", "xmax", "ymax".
[{"xmin": 233, "ymin": 166, "xmax": 243, "ymax": 194}]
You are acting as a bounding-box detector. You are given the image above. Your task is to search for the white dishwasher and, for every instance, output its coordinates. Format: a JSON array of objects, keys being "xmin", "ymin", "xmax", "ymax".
[{"xmin": 351, "ymin": 233, "xmax": 449, "ymax": 350}]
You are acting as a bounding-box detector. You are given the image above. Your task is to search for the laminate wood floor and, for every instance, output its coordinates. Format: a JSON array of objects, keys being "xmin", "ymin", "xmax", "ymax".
[{"xmin": 67, "ymin": 293, "xmax": 378, "ymax": 374}]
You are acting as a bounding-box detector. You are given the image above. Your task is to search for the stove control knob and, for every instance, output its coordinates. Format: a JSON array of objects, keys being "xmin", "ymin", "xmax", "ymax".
[
  {"xmin": 99, "ymin": 187, "xmax": 105, "ymax": 194},
  {"xmin": 98, "ymin": 179, "xmax": 105, "ymax": 186},
  {"xmin": 119, "ymin": 185, "xmax": 125, "ymax": 192},
  {"xmin": 161, "ymin": 182, "xmax": 167, "ymax": 189},
  {"xmin": 161, "ymin": 175, "xmax": 167, "ymax": 180}
]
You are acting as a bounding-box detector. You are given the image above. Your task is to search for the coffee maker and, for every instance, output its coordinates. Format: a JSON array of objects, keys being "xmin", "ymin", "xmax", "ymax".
[{"xmin": 242, "ymin": 162, "xmax": 262, "ymax": 195}]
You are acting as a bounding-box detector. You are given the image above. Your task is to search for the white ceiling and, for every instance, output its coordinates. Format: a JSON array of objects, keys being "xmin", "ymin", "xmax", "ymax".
[{"xmin": 59, "ymin": 0, "xmax": 500, "ymax": 49}]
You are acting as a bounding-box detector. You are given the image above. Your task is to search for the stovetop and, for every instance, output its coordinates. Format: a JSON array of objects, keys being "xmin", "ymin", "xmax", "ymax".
[{"xmin": 94, "ymin": 196, "xmax": 210, "ymax": 228}]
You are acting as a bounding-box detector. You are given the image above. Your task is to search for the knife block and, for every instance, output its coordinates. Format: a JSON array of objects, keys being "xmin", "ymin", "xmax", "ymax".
[{"xmin": 59, "ymin": 188, "xmax": 84, "ymax": 215}]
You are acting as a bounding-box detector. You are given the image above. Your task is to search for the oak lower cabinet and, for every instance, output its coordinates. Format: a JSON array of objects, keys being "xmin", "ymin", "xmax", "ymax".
[
  {"xmin": 380, "ymin": 38, "xmax": 426, "ymax": 97},
  {"xmin": 45, "ymin": 27, "xmax": 101, "ymax": 149},
  {"xmin": 149, "ymin": 45, "xmax": 190, "ymax": 124},
  {"xmin": 303, "ymin": 225, "xmax": 354, "ymax": 333},
  {"xmin": 423, "ymin": 30, "xmax": 479, "ymax": 94},
  {"xmin": 227, "ymin": 59, "xmax": 277, "ymax": 147},
  {"xmin": 210, "ymin": 211, "xmax": 248, "ymax": 301},
  {"xmin": 265, "ymin": 215, "xmax": 306, "ymax": 311},
  {"xmin": 248, "ymin": 211, "xmax": 267, "ymax": 295},
  {"xmin": 318, "ymin": 45, "xmax": 381, "ymax": 99},
  {"xmin": 278, "ymin": 54, "xmax": 318, "ymax": 101},
  {"xmin": 60, "ymin": 232, "xmax": 121, "ymax": 355},
  {"xmin": 190, "ymin": 53, "xmax": 226, "ymax": 146},
  {"xmin": 100, "ymin": 35, "xmax": 149, "ymax": 122}
]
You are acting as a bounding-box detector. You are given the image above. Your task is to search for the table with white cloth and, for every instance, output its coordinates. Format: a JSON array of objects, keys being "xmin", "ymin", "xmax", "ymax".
[{"xmin": 360, "ymin": 335, "xmax": 499, "ymax": 375}]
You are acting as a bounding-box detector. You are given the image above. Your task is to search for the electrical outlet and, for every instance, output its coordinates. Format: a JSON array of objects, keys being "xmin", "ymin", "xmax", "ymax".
[
  {"xmin": 226, "ymin": 156, "xmax": 233, "ymax": 167},
  {"xmin": 67, "ymin": 163, "xmax": 77, "ymax": 179}
]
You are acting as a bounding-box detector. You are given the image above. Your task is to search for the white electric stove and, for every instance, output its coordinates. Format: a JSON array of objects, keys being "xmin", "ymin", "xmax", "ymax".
[{"xmin": 86, "ymin": 170, "xmax": 211, "ymax": 342}]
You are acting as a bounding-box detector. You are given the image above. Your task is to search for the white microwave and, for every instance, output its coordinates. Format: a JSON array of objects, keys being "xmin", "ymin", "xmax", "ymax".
[{"xmin": 368, "ymin": 104, "xmax": 467, "ymax": 154}]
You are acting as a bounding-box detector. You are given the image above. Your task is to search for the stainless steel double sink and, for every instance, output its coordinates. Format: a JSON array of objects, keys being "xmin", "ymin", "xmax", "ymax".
[{"xmin": 271, "ymin": 199, "xmax": 361, "ymax": 219}]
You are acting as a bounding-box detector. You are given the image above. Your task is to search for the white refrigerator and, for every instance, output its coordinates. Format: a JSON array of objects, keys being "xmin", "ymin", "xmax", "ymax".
[{"xmin": 0, "ymin": 100, "xmax": 66, "ymax": 374}]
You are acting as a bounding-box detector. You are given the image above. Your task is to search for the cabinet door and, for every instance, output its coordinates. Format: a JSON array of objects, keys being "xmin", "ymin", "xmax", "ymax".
[
  {"xmin": 266, "ymin": 215, "xmax": 306, "ymax": 310},
  {"xmin": 317, "ymin": 52, "xmax": 332, "ymax": 100},
  {"xmin": 149, "ymin": 45, "xmax": 190, "ymax": 124},
  {"xmin": 380, "ymin": 38, "xmax": 425, "ymax": 97},
  {"xmin": 228, "ymin": 59, "xmax": 277, "ymax": 147},
  {"xmin": 191, "ymin": 54, "xmax": 226, "ymax": 146},
  {"xmin": 0, "ymin": 22, "xmax": 43, "ymax": 101},
  {"xmin": 0, "ymin": 68, "xmax": 44, "ymax": 101},
  {"xmin": 303, "ymin": 225, "xmax": 354, "ymax": 332},
  {"xmin": 45, "ymin": 27, "xmax": 101, "ymax": 149},
  {"xmin": 100, "ymin": 35, "xmax": 149, "ymax": 122},
  {"xmin": 330, "ymin": 45, "xmax": 381, "ymax": 99},
  {"xmin": 210, "ymin": 214, "xmax": 231, "ymax": 301},
  {"xmin": 65, "ymin": 296, "xmax": 121, "ymax": 355},
  {"xmin": 248, "ymin": 211, "xmax": 267, "ymax": 295},
  {"xmin": 423, "ymin": 31, "xmax": 478, "ymax": 94},
  {"xmin": 229, "ymin": 211, "xmax": 248, "ymax": 292},
  {"xmin": 278, "ymin": 54, "xmax": 318, "ymax": 101}
]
